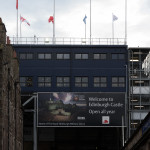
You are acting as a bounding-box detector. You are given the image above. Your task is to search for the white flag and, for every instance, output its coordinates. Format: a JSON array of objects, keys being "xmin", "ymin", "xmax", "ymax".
[{"xmin": 113, "ymin": 14, "xmax": 118, "ymax": 21}]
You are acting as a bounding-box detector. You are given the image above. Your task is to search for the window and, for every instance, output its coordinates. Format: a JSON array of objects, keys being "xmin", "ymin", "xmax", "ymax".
[
  {"xmin": 94, "ymin": 77, "xmax": 107, "ymax": 87},
  {"xmin": 38, "ymin": 77, "xmax": 51, "ymax": 87},
  {"xmin": 111, "ymin": 54, "xmax": 118, "ymax": 59},
  {"xmin": 118, "ymin": 54, "xmax": 125, "ymax": 59},
  {"xmin": 27, "ymin": 54, "xmax": 33, "ymax": 59},
  {"xmin": 19, "ymin": 54, "xmax": 26, "ymax": 59},
  {"xmin": 38, "ymin": 53, "xmax": 51, "ymax": 59},
  {"xmin": 75, "ymin": 54, "xmax": 88, "ymax": 59},
  {"xmin": 94, "ymin": 54, "xmax": 107, "ymax": 59},
  {"xmin": 19, "ymin": 53, "xmax": 33, "ymax": 60},
  {"xmin": 56, "ymin": 54, "xmax": 70, "ymax": 59},
  {"xmin": 57, "ymin": 77, "xmax": 70, "ymax": 87},
  {"xmin": 75, "ymin": 77, "xmax": 88, "ymax": 87},
  {"xmin": 20, "ymin": 77, "xmax": 33, "ymax": 87},
  {"xmin": 111, "ymin": 54, "xmax": 125, "ymax": 60},
  {"xmin": 112, "ymin": 77, "xmax": 125, "ymax": 87}
]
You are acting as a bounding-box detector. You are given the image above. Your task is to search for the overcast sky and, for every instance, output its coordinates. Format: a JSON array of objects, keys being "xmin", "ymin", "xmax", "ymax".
[{"xmin": 1, "ymin": 0, "xmax": 150, "ymax": 47}]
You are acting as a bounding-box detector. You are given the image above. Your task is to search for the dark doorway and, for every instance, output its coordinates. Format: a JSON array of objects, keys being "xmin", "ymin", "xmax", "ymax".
[{"xmin": 30, "ymin": 127, "xmax": 122, "ymax": 150}]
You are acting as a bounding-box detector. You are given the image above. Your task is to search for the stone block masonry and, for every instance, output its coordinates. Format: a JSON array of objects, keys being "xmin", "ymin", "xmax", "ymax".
[{"xmin": 0, "ymin": 18, "xmax": 23, "ymax": 150}]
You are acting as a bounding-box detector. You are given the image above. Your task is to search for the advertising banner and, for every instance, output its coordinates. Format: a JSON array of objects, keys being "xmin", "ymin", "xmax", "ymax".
[{"xmin": 37, "ymin": 92, "xmax": 125, "ymax": 127}]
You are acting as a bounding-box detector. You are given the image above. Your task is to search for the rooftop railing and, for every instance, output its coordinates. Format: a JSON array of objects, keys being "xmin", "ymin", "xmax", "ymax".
[{"xmin": 10, "ymin": 37, "xmax": 126, "ymax": 45}]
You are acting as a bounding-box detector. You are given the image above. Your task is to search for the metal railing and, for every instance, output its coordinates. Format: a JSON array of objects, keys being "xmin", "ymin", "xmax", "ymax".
[{"xmin": 10, "ymin": 37, "xmax": 126, "ymax": 45}]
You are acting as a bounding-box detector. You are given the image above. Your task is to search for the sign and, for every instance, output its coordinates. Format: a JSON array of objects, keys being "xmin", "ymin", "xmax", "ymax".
[
  {"xmin": 102, "ymin": 116, "xmax": 110, "ymax": 124},
  {"xmin": 37, "ymin": 92, "xmax": 125, "ymax": 127}
]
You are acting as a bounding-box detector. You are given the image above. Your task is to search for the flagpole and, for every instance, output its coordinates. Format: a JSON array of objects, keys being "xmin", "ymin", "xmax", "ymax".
[
  {"xmin": 112, "ymin": 13, "xmax": 114, "ymax": 44},
  {"xmin": 90, "ymin": 0, "xmax": 91, "ymax": 45},
  {"xmin": 83, "ymin": 15, "xmax": 87, "ymax": 40},
  {"xmin": 85, "ymin": 22, "xmax": 86, "ymax": 39},
  {"xmin": 53, "ymin": 0, "xmax": 55, "ymax": 44},
  {"xmin": 17, "ymin": 5, "xmax": 18, "ymax": 43},
  {"xmin": 20, "ymin": 15, "xmax": 22, "ymax": 43},
  {"xmin": 125, "ymin": 0, "xmax": 127, "ymax": 45}
]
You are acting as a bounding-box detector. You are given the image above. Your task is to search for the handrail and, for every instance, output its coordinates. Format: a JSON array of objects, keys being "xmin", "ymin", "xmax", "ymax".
[{"xmin": 10, "ymin": 37, "xmax": 126, "ymax": 45}]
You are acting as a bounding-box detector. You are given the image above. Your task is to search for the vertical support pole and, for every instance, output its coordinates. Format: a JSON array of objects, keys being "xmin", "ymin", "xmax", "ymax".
[
  {"xmin": 122, "ymin": 116, "xmax": 125, "ymax": 147},
  {"xmin": 125, "ymin": 64, "xmax": 128, "ymax": 140},
  {"xmin": 16, "ymin": 1, "xmax": 18, "ymax": 44},
  {"xmin": 20, "ymin": 16, "xmax": 22, "ymax": 44},
  {"xmin": 33, "ymin": 97, "xmax": 37, "ymax": 150},
  {"xmin": 53, "ymin": 0, "xmax": 55, "ymax": 44},
  {"xmin": 139, "ymin": 50, "xmax": 142, "ymax": 124},
  {"xmin": 129, "ymin": 50, "xmax": 133, "ymax": 138},
  {"xmin": 85, "ymin": 23, "xmax": 86, "ymax": 39}
]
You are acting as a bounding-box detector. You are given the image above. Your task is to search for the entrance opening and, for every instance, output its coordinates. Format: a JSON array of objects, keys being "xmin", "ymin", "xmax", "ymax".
[{"xmin": 24, "ymin": 127, "xmax": 122, "ymax": 150}]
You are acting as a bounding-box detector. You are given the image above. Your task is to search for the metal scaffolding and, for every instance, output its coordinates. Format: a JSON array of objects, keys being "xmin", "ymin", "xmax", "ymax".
[{"xmin": 129, "ymin": 47, "xmax": 150, "ymax": 137}]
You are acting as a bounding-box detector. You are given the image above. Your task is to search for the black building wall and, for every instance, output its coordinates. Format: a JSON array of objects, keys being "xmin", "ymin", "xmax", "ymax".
[
  {"xmin": 13, "ymin": 44, "xmax": 128, "ymax": 150},
  {"xmin": 14, "ymin": 45, "xmax": 128, "ymax": 94}
]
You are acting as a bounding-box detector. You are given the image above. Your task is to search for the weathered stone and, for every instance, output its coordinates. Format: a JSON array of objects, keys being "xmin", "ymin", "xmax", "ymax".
[{"xmin": 0, "ymin": 18, "xmax": 23, "ymax": 150}]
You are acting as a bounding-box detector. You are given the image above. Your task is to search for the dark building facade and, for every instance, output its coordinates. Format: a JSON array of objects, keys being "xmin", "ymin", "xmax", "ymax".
[
  {"xmin": 0, "ymin": 18, "xmax": 23, "ymax": 150},
  {"xmin": 13, "ymin": 44, "xmax": 128, "ymax": 150},
  {"xmin": 14, "ymin": 44, "xmax": 128, "ymax": 93}
]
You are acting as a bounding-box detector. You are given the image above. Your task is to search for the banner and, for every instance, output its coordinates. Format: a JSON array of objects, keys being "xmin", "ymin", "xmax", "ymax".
[{"xmin": 37, "ymin": 92, "xmax": 125, "ymax": 127}]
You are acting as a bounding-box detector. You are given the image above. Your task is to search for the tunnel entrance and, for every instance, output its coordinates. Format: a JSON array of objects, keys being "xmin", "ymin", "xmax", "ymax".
[{"xmin": 24, "ymin": 127, "xmax": 123, "ymax": 150}]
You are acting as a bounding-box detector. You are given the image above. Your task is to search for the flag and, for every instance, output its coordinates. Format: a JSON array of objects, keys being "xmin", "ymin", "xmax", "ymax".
[
  {"xmin": 113, "ymin": 14, "xmax": 118, "ymax": 21},
  {"xmin": 48, "ymin": 16, "xmax": 54, "ymax": 23},
  {"xmin": 83, "ymin": 15, "xmax": 87, "ymax": 24},
  {"xmin": 16, "ymin": 0, "xmax": 18, "ymax": 9},
  {"xmin": 20, "ymin": 16, "xmax": 30, "ymax": 26}
]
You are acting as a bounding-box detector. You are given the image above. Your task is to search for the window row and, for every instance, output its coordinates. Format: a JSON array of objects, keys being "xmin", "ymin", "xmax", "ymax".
[
  {"xmin": 20, "ymin": 76, "xmax": 125, "ymax": 88},
  {"xmin": 19, "ymin": 53, "xmax": 125, "ymax": 60}
]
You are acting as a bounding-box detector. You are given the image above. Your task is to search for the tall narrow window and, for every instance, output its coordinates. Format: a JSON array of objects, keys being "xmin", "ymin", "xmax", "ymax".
[
  {"xmin": 94, "ymin": 77, "xmax": 107, "ymax": 87},
  {"xmin": 75, "ymin": 77, "xmax": 88, "ymax": 87},
  {"xmin": 57, "ymin": 77, "xmax": 70, "ymax": 87},
  {"xmin": 38, "ymin": 77, "xmax": 51, "ymax": 87}
]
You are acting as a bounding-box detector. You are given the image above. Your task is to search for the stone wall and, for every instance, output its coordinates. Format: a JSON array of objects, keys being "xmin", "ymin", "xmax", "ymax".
[{"xmin": 0, "ymin": 18, "xmax": 23, "ymax": 150}]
